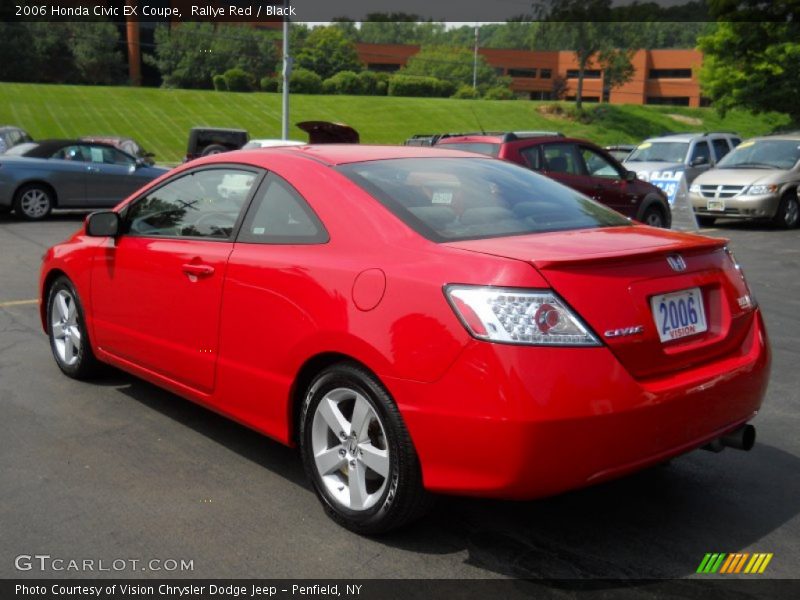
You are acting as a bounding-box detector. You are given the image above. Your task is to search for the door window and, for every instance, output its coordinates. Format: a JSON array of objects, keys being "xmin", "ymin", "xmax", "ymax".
[
  {"xmin": 579, "ymin": 146, "xmax": 623, "ymax": 179},
  {"xmin": 51, "ymin": 145, "xmax": 87, "ymax": 161},
  {"xmin": 86, "ymin": 145, "xmax": 136, "ymax": 166},
  {"xmin": 542, "ymin": 143, "xmax": 583, "ymax": 175},
  {"xmin": 238, "ymin": 173, "xmax": 328, "ymax": 244},
  {"xmin": 690, "ymin": 141, "xmax": 711, "ymax": 165},
  {"xmin": 519, "ymin": 146, "xmax": 543, "ymax": 170},
  {"xmin": 711, "ymin": 138, "xmax": 732, "ymax": 161},
  {"xmin": 124, "ymin": 168, "xmax": 257, "ymax": 240}
]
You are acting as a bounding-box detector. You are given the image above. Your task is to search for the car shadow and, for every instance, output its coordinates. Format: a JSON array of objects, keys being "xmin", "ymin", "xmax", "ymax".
[
  {"xmin": 0, "ymin": 210, "xmax": 90, "ymax": 224},
  {"xmin": 89, "ymin": 369, "xmax": 799, "ymax": 583}
]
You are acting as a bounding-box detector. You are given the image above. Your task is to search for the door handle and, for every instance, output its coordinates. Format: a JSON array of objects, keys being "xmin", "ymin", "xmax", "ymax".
[
  {"xmin": 182, "ymin": 263, "xmax": 215, "ymax": 278},
  {"xmin": 86, "ymin": 166, "xmax": 100, "ymax": 173}
]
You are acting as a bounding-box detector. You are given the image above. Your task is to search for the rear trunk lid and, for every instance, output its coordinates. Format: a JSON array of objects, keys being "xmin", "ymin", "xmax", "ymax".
[{"xmin": 446, "ymin": 226, "xmax": 757, "ymax": 380}]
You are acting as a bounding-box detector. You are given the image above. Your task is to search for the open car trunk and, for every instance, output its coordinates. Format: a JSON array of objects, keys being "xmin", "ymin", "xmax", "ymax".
[{"xmin": 297, "ymin": 121, "xmax": 359, "ymax": 144}]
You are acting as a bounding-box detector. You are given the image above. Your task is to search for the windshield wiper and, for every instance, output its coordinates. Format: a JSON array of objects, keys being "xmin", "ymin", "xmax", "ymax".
[{"xmin": 722, "ymin": 162, "xmax": 776, "ymax": 169}]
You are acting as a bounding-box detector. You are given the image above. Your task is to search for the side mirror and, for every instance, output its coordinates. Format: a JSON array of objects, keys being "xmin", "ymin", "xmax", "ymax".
[
  {"xmin": 690, "ymin": 156, "xmax": 708, "ymax": 167},
  {"xmin": 624, "ymin": 170, "xmax": 637, "ymax": 182},
  {"xmin": 86, "ymin": 210, "xmax": 120, "ymax": 237}
]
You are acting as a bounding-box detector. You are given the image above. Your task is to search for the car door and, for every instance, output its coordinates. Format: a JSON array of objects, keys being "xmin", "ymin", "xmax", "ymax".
[
  {"xmin": 90, "ymin": 166, "xmax": 261, "ymax": 393},
  {"xmin": 213, "ymin": 172, "xmax": 330, "ymax": 437},
  {"xmin": 577, "ymin": 144, "xmax": 635, "ymax": 216},
  {"xmin": 686, "ymin": 140, "xmax": 712, "ymax": 183},
  {"xmin": 44, "ymin": 144, "xmax": 88, "ymax": 205},
  {"xmin": 82, "ymin": 144, "xmax": 148, "ymax": 207},
  {"xmin": 538, "ymin": 142, "xmax": 600, "ymax": 200}
]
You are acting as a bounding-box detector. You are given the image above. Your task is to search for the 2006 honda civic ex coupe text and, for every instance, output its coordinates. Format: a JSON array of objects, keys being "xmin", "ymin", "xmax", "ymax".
[{"xmin": 39, "ymin": 145, "xmax": 770, "ymax": 533}]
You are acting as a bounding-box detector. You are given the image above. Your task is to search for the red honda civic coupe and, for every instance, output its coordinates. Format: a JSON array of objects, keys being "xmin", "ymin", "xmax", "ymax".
[{"xmin": 39, "ymin": 145, "xmax": 770, "ymax": 533}]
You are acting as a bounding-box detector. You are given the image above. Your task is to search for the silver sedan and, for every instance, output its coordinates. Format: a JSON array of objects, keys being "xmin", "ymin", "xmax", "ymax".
[{"xmin": 0, "ymin": 140, "xmax": 168, "ymax": 220}]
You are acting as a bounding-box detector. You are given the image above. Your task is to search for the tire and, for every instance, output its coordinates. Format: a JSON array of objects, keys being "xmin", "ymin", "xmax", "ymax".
[
  {"xmin": 200, "ymin": 144, "xmax": 228, "ymax": 157},
  {"xmin": 772, "ymin": 192, "xmax": 800, "ymax": 229},
  {"xmin": 299, "ymin": 362, "xmax": 432, "ymax": 534},
  {"xmin": 46, "ymin": 276, "xmax": 101, "ymax": 379},
  {"xmin": 640, "ymin": 202, "xmax": 669, "ymax": 229},
  {"xmin": 14, "ymin": 183, "xmax": 54, "ymax": 221},
  {"xmin": 696, "ymin": 216, "xmax": 716, "ymax": 227}
]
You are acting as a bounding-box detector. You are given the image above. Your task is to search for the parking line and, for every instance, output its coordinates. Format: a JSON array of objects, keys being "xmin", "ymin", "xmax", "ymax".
[{"xmin": 0, "ymin": 299, "xmax": 38, "ymax": 307}]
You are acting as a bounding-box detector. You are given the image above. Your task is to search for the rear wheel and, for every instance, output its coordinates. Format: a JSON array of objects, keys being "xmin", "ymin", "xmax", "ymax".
[
  {"xmin": 46, "ymin": 276, "xmax": 101, "ymax": 379},
  {"xmin": 772, "ymin": 192, "xmax": 799, "ymax": 229},
  {"xmin": 300, "ymin": 362, "xmax": 431, "ymax": 534},
  {"xmin": 641, "ymin": 204, "xmax": 667, "ymax": 228},
  {"xmin": 14, "ymin": 184, "xmax": 54, "ymax": 220}
]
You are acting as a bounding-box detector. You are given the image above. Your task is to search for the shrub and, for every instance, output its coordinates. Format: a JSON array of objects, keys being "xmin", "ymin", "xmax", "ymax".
[
  {"xmin": 484, "ymin": 86, "xmax": 516, "ymax": 100},
  {"xmin": 284, "ymin": 68, "xmax": 323, "ymax": 94},
  {"xmin": 322, "ymin": 70, "xmax": 363, "ymax": 95},
  {"xmin": 260, "ymin": 76, "xmax": 279, "ymax": 92},
  {"xmin": 212, "ymin": 74, "xmax": 227, "ymax": 91},
  {"xmin": 388, "ymin": 74, "xmax": 452, "ymax": 98},
  {"xmin": 222, "ymin": 68, "xmax": 256, "ymax": 92},
  {"xmin": 452, "ymin": 84, "xmax": 479, "ymax": 99}
]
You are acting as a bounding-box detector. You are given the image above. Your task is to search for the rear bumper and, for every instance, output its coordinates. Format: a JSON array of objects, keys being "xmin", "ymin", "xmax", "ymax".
[{"xmin": 388, "ymin": 309, "xmax": 770, "ymax": 499}]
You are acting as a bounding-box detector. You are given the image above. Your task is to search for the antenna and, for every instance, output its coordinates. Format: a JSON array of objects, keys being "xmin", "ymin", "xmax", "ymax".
[{"xmin": 469, "ymin": 106, "xmax": 486, "ymax": 135}]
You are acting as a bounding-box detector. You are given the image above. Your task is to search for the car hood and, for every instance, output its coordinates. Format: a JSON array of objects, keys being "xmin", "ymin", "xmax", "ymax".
[
  {"xmin": 623, "ymin": 161, "xmax": 685, "ymax": 178},
  {"xmin": 693, "ymin": 168, "xmax": 792, "ymax": 186}
]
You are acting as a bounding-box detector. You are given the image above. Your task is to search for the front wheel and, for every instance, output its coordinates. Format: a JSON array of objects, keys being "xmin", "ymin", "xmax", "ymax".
[
  {"xmin": 15, "ymin": 184, "xmax": 54, "ymax": 220},
  {"xmin": 772, "ymin": 192, "xmax": 800, "ymax": 229},
  {"xmin": 299, "ymin": 363, "xmax": 431, "ymax": 534},
  {"xmin": 46, "ymin": 276, "xmax": 101, "ymax": 379}
]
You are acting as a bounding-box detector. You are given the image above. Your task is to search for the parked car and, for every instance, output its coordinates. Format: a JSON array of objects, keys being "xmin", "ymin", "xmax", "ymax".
[
  {"xmin": 435, "ymin": 132, "xmax": 671, "ymax": 227},
  {"xmin": 688, "ymin": 135, "xmax": 800, "ymax": 228},
  {"xmin": 0, "ymin": 125, "xmax": 33, "ymax": 154},
  {"xmin": 624, "ymin": 132, "xmax": 742, "ymax": 186},
  {"xmin": 604, "ymin": 144, "xmax": 636, "ymax": 162},
  {"xmin": 40, "ymin": 145, "xmax": 769, "ymax": 533},
  {"xmin": 0, "ymin": 139, "xmax": 168, "ymax": 220},
  {"xmin": 185, "ymin": 127, "xmax": 250, "ymax": 161},
  {"xmin": 81, "ymin": 136, "xmax": 155, "ymax": 166}
]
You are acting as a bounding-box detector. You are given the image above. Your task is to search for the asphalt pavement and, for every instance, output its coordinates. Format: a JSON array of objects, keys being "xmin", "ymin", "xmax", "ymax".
[{"xmin": 1, "ymin": 212, "xmax": 798, "ymax": 582}]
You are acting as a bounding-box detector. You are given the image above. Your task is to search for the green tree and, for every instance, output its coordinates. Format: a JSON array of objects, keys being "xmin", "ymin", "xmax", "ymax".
[
  {"xmin": 295, "ymin": 26, "xmax": 362, "ymax": 80},
  {"xmin": 699, "ymin": 1, "xmax": 800, "ymax": 122},
  {"xmin": 598, "ymin": 48, "xmax": 635, "ymax": 101},
  {"xmin": 399, "ymin": 45, "xmax": 500, "ymax": 91},
  {"xmin": 70, "ymin": 21, "xmax": 124, "ymax": 85}
]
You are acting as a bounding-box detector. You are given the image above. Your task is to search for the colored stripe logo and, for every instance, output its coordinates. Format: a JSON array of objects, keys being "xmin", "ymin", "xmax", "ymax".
[{"xmin": 697, "ymin": 553, "xmax": 773, "ymax": 574}]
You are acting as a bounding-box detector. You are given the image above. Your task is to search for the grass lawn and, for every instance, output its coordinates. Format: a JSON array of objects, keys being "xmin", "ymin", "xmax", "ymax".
[{"xmin": 0, "ymin": 82, "xmax": 790, "ymax": 164}]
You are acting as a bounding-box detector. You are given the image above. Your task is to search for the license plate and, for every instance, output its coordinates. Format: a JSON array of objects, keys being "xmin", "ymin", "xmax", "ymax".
[
  {"xmin": 707, "ymin": 199, "xmax": 725, "ymax": 212},
  {"xmin": 650, "ymin": 288, "xmax": 707, "ymax": 343}
]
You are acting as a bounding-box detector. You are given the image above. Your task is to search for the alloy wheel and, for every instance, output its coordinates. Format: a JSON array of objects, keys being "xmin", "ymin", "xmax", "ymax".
[
  {"xmin": 20, "ymin": 188, "xmax": 51, "ymax": 219},
  {"xmin": 310, "ymin": 387, "xmax": 390, "ymax": 511},
  {"xmin": 50, "ymin": 289, "xmax": 81, "ymax": 366}
]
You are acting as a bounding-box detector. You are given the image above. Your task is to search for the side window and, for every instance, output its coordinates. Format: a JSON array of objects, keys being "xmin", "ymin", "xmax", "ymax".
[
  {"xmin": 519, "ymin": 146, "xmax": 543, "ymax": 170},
  {"xmin": 690, "ymin": 141, "xmax": 711, "ymax": 164},
  {"xmin": 580, "ymin": 146, "xmax": 622, "ymax": 179},
  {"xmin": 51, "ymin": 145, "xmax": 87, "ymax": 162},
  {"xmin": 124, "ymin": 168, "xmax": 257, "ymax": 240},
  {"xmin": 238, "ymin": 173, "xmax": 328, "ymax": 244},
  {"xmin": 87, "ymin": 145, "xmax": 135, "ymax": 166},
  {"xmin": 712, "ymin": 138, "xmax": 731, "ymax": 161},
  {"xmin": 542, "ymin": 143, "xmax": 583, "ymax": 175},
  {"xmin": 731, "ymin": 137, "xmax": 742, "ymax": 148}
]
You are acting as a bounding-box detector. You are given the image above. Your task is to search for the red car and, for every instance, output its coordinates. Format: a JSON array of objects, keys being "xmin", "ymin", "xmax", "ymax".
[
  {"xmin": 40, "ymin": 145, "xmax": 769, "ymax": 533},
  {"xmin": 435, "ymin": 132, "xmax": 672, "ymax": 228}
]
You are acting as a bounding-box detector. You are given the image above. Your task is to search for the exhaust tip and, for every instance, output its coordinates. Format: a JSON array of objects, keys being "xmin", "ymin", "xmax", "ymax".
[{"xmin": 722, "ymin": 424, "xmax": 756, "ymax": 451}]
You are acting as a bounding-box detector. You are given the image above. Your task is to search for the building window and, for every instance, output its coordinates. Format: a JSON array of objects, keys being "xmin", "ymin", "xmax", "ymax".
[
  {"xmin": 566, "ymin": 96, "xmax": 600, "ymax": 103},
  {"xmin": 648, "ymin": 68, "xmax": 693, "ymax": 79},
  {"xmin": 529, "ymin": 90, "xmax": 553, "ymax": 100},
  {"xmin": 367, "ymin": 63, "xmax": 401, "ymax": 73},
  {"xmin": 508, "ymin": 68, "xmax": 537, "ymax": 78},
  {"xmin": 645, "ymin": 96, "xmax": 691, "ymax": 106},
  {"xmin": 566, "ymin": 69, "xmax": 601, "ymax": 79},
  {"xmin": 540, "ymin": 69, "xmax": 552, "ymax": 79}
]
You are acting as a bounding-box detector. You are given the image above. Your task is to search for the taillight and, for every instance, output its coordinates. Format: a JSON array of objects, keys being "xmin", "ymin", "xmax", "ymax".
[
  {"xmin": 445, "ymin": 285, "xmax": 600, "ymax": 346},
  {"xmin": 724, "ymin": 246, "xmax": 758, "ymax": 309}
]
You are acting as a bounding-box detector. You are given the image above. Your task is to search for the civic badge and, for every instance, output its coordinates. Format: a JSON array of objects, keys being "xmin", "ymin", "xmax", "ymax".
[{"xmin": 667, "ymin": 255, "xmax": 687, "ymax": 272}]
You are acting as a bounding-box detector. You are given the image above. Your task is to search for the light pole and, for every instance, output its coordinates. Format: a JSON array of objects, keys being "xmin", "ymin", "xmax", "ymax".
[{"xmin": 281, "ymin": 4, "xmax": 291, "ymax": 140}]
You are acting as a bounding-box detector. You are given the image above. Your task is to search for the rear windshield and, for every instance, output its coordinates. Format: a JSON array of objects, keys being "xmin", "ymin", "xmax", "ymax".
[
  {"xmin": 338, "ymin": 157, "xmax": 630, "ymax": 242},
  {"xmin": 435, "ymin": 142, "xmax": 500, "ymax": 157},
  {"xmin": 626, "ymin": 141, "xmax": 689, "ymax": 163}
]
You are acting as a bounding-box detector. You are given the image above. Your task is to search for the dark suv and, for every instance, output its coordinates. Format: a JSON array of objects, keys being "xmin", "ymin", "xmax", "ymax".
[
  {"xmin": 185, "ymin": 127, "xmax": 249, "ymax": 161},
  {"xmin": 435, "ymin": 132, "xmax": 671, "ymax": 228}
]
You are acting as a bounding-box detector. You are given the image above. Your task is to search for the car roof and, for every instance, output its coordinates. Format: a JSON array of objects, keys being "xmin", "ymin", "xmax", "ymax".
[
  {"xmin": 644, "ymin": 132, "xmax": 738, "ymax": 143},
  {"xmin": 19, "ymin": 139, "xmax": 120, "ymax": 158},
  {"xmin": 234, "ymin": 144, "xmax": 493, "ymax": 166}
]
